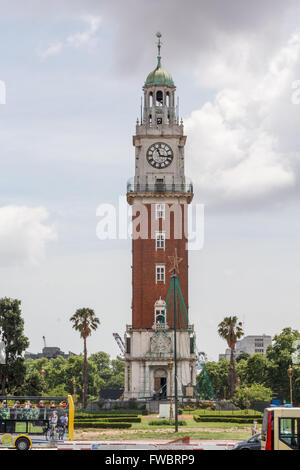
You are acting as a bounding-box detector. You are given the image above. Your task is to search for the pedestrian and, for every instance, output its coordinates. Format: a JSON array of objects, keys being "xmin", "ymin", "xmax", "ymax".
[
  {"xmin": 252, "ymin": 420, "xmax": 258, "ymax": 436},
  {"xmin": 50, "ymin": 411, "xmax": 58, "ymax": 439}
]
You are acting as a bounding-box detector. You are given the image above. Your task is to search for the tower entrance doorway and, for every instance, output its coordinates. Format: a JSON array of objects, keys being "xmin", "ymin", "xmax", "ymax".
[{"xmin": 154, "ymin": 370, "xmax": 167, "ymax": 399}]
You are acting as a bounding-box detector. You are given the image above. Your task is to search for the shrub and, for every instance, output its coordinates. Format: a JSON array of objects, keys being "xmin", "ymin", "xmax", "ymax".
[
  {"xmin": 74, "ymin": 421, "xmax": 132, "ymax": 429},
  {"xmin": 75, "ymin": 416, "xmax": 141, "ymax": 423},
  {"xmin": 196, "ymin": 400, "xmax": 216, "ymax": 410},
  {"xmin": 148, "ymin": 419, "xmax": 187, "ymax": 426},
  {"xmin": 193, "ymin": 415, "xmax": 262, "ymax": 424},
  {"xmin": 195, "ymin": 409, "xmax": 261, "ymax": 416},
  {"xmin": 76, "ymin": 410, "xmax": 139, "ymax": 416},
  {"xmin": 75, "ymin": 413, "xmax": 139, "ymax": 420},
  {"xmin": 233, "ymin": 384, "xmax": 272, "ymax": 409}
]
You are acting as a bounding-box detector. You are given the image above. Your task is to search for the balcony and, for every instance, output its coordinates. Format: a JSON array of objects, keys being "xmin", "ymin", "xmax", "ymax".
[{"xmin": 127, "ymin": 178, "xmax": 193, "ymax": 196}]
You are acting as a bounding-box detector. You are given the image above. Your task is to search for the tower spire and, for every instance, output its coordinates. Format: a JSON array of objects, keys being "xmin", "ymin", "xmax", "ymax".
[{"xmin": 156, "ymin": 31, "xmax": 162, "ymax": 68}]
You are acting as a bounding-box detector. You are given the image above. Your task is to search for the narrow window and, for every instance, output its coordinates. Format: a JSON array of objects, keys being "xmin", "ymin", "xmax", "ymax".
[
  {"xmin": 155, "ymin": 309, "xmax": 166, "ymax": 324},
  {"xmin": 156, "ymin": 203, "xmax": 165, "ymax": 219},
  {"xmin": 149, "ymin": 92, "xmax": 153, "ymax": 107},
  {"xmin": 156, "ymin": 232, "xmax": 165, "ymax": 250},
  {"xmin": 156, "ymin": 265, "xmax": 165, "ymax": 283},
  {"xmin": 166, "ymin": 92, "xmax": 170, "ymax": 107},
  {"xmin": 156, "ymin": 90, "xmax": 163, "ymax": 105},
  {"xmin": 127, "ymin": 366, "xmax": 131, "ymax": 392},
  {"xmin": 190, "ymin": 336, "xmax": 195, "ymax": 354},
  {"xmin": 126, "ymin": 337, "xmax": 131, "ymax": 354}
]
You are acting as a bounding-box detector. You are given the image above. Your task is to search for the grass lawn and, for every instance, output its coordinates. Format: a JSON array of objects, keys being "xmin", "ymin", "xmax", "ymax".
[{"xmin": 74, "ymin": 416, "xmax": 254, "ymax": 441}]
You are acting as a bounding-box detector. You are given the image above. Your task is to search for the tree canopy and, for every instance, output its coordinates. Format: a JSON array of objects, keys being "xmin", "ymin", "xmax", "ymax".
[
  {"xmin": 0, "ymin": 298, "xmax": 29, "ymax": 394},
  {"xmin": 200, "ymin": 328, "xmax": 300, "ymax": 405}
]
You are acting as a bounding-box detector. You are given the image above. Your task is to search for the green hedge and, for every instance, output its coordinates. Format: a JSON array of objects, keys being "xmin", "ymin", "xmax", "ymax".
[
  {"xmin": 76, "ymin": 409, "xmax": 144, "ymax": 415},
  {"xmin": 75, "ymin": 414, "xmax": 139, "ymax": 420},
  {"xmin": 74, "ymin": 421, "xmax": 132, "ymax": 429},
  {"xmin": 148, "ymin": 419, "xmax": 187, "ymax": 426},
  {"xmin": 194, "ymin": 414, "xmax": 262, "ymax": 420},
  {"xmin": 75, "ymin": 416, "xmax": 141, "ymax": 423},
  {"xmin": 191, "ymin": 410, "xmax": 262, "ymax": 416},
  {"xmin": 193, "ymin": 415, "xmax": 262, "ymax": 424}
]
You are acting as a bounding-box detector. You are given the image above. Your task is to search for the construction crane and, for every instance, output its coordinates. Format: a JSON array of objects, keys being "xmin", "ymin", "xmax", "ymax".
[{"xmin": 113, "ymin": 333, "xmax": 125, "ymax": 356}]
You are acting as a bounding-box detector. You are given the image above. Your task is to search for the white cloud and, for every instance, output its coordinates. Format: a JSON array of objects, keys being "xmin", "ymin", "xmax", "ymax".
[
  {"xmin": 185, "ymin": 32, "xmax": 300, "ymax": 204},
  {"xmin": 67, "ymin": 15, "xmax": 101, "ymax": 48},
  {"xmin": 0, "ymin": 206, "xmax": 57, "ymax": 267},
  {"xmin": 39, "ymin": 41, "xmax": 63, "ymax": 59},
  {"xmin": 39, "ymin": 15, "xmax": 101, "ymax": 59}
]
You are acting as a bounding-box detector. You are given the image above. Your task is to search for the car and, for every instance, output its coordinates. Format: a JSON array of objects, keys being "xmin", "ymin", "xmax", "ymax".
[{"xmin": 231, "ymin": 433, "xmax": 261, "ymax": 451}]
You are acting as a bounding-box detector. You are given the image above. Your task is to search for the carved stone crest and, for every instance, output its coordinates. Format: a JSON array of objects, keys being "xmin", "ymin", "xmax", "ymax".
[{"xmin": 150, "ymin": 331, "xmax": 172, "ymax": 356}]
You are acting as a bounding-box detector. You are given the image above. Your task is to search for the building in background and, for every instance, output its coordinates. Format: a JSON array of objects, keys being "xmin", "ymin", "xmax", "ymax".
[
  {"xmin": 219, "ymin": 335, "xmax": 272, "ymax": 361},
  {"xmin": 25, "ymin": 346, "xmax": 75, "ymax": 360}
]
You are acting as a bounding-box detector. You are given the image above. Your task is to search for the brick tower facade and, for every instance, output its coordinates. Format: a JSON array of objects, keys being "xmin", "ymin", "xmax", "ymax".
[{"xmin": 124, "ymin": 34, "xmax": 197, "ymax": 401}]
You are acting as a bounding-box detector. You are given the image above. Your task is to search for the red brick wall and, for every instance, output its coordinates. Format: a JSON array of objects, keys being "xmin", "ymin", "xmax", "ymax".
[{"xmin": 132, "ymin": 202, "xmax": 189, "ymax": 329}]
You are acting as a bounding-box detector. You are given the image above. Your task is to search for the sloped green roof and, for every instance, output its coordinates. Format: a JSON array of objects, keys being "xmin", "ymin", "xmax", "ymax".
[{"xmin": 145, "ymin": 64, "xmax": 175, "ymax": 87}]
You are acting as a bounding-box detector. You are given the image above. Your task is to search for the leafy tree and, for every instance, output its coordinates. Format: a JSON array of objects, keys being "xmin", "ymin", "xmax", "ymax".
[
  {"xmin": 90, "ymin": 351, "xmax": 111, "ymax": 372},
  {"xmin": 218, "ymin": 316, "xmax": 244, "ymax": 398},
  {"xmin": 111, "ymin": 356, "xmax": 125, "ymax": 375},
  {"xmin": 90, "ymin": 351, "xmax": 112, "ymax": 381},
  {"xmin": 235, "ymin": 359, "xmax": 248, "ymax": 385},
  {"xmin": 234, "ymin": 383, "xmax": 272, "ymax": 409},
  {"xmin": 47, "ymin": 384, "xmax": 69, "ymax": 397},
  {"xmin": 23, "ymin": 354, "xmax": 105, "ymax": 402},
  {"xmin": 266, "ymin": 328, "xmax": 300, "ymax": 402},
  {"xmin": 21, "ymin": 369, "xmax": 46, "ymax": 396},
  {"xmin": 70, "ymin": 308, "xmax": 100, "ymax": 408},
  {"xmin": 236, "ymin": 352, "xmax": 250, "ymax": 363},
  {"xmin": 106, "ymin": 356, "xmax": 125, "ymax": 389},
  {"xmin": 197, "ymin": 360, "xmax": 230, "ymax": 399},
  {"xmin": 245, "ymin": 353, "xmax": 269, "ymax": 387},
  {"xmin": 0, "ymin": 298, "xmax": 29, "ymax": 394}
]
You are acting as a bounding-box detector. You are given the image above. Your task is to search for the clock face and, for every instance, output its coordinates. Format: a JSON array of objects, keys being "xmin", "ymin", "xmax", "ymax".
[{"xmin": 146, "ymin": 142, "xmax": 174, "ymax": 169}]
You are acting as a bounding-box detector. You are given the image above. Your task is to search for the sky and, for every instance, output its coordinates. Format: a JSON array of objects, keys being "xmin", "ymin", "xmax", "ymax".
[{"xmin": 0, "ymin": 0, "xmax": 300, "ymax": 361}]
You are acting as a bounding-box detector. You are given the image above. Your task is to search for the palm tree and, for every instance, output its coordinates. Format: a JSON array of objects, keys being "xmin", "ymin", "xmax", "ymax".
[
  {"xmin": 218, "ymin": 316, "xmax": 244, "ymax": 399},
  {"xmin": 70, "ymin": 308, "xmax": 100, "ymax": 409}
]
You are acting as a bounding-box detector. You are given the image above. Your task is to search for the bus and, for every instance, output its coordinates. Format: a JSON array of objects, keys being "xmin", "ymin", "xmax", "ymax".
[
  {"xmin": 261, "ymin": 406, "xmax": 300, "ymax": 450},
  {"xmin": 0, "ymin": 395, "xmax": 74, "ymax": 450}
]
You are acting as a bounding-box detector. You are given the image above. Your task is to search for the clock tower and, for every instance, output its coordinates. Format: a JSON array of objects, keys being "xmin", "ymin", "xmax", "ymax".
[{"xmin": 124, "ymin": 34, "xmax": 196, "ymax": 403}]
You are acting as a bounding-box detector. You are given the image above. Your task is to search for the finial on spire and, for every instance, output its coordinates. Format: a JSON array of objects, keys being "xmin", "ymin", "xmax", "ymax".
[{"xmin": 156, "ymin": 32, "xmax": 162, "ymax": 68}]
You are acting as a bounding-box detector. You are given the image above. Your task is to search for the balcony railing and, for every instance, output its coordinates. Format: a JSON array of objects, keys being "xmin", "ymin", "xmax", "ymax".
[{"xmin": 127, "ymin": 179, "xmax": 193, "ymax": 194}]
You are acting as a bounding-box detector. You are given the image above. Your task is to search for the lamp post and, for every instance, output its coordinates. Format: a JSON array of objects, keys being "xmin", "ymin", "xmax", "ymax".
[
  {"xmin": 72, "ymin": 377, "xmax": 77, "ymax": 405},
  {"xmin": 40, "ymin": 368, "xmax": 45, "ymax": 396},
  {"xmin": 172, "ymin": 273, "xmax": 178, "ymax": 433},
  {"xmin": 288, "ymin": 365, "xmax": 293, "ymax": 406},
  {"xmin": 245, "ymin": 388, "xmax": 249, "ymax": 414},
  {"xmin": 168, "ymin": 361, "xmax": 174, "ymax": 420}
]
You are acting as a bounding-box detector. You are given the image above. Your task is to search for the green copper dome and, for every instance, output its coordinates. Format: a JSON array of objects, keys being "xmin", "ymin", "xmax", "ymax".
[
  {"xmin": 145, "ymin": 33, "xmax": 175, "ymax": 87},
  {"xmin": 145, "ymin": 63, "xmax": 175, "ymax": 87}
]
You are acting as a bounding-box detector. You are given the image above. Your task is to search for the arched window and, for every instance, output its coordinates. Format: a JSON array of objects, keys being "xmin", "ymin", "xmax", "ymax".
[
  {"xmin": 154, "ymin": 298, "xmax": 166, "ymax": 324},
  {"xmin": 166, "ymin": 92, "xmax": 170, "ymax": 107},
  {"xmin": 149, "ymin": 92, "xmax": 153, "ymax": 107},
  {"xmin": 156, "ymin": 90, "xmax": 163, "ymax": 106}
]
